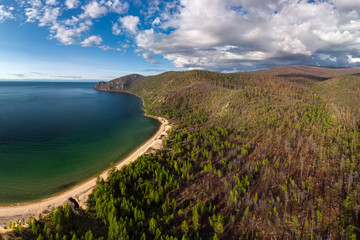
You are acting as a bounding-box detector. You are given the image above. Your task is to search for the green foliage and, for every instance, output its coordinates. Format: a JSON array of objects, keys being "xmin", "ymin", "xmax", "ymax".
[
  {"xmin": 209, "ymin": 214, "xmax": 224, "ymax": 235},
  {"xmin": 9, "ymin": 68, "xmax": 360, "ymax": 239},
  {"xmin": 180, "ymin": 220, "xmax": 189, "ymax": 235},
  {"xmin": 84, "ymin": 230, "xmax": 94, "ymax": 240},
  {"xmin": 9, "ymin": 221, "xmax": 15, "ymax": 230},
  {"xmin": 148, "ymin": 218, "xmax": 157, "ymax": 235},
  {"xmin": 15, "ymin": 222, "xmax": 24, "ymax": 235}
]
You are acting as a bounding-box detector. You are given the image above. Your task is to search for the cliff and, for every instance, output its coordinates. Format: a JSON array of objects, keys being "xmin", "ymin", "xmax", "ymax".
[{"xmin": 93, "ymin": 74, "xmax": 144, "ymax": 91}]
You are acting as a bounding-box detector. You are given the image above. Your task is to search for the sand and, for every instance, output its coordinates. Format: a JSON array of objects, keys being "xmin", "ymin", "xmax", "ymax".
[{"xmin": 0, "ymin": 116, "xmax": 170, "ymax": 232}]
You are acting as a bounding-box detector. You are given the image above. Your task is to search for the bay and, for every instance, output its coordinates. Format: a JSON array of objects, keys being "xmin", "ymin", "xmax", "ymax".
[{"xmin": 0, "ymin": 82, "xmax": 159, "ymax": 204}]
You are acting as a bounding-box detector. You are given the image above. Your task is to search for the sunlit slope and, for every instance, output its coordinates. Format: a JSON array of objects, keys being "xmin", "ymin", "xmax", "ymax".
[
  {"xmin": 91, "ymin": 66, "xmax": 360, "ymax": 238},
  {"xmin": 312, "ymin": 73, "xmax": 360, "ymax": 127}
]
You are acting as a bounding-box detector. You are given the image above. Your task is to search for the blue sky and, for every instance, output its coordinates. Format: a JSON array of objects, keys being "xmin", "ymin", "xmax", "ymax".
[
  {"xmin": 0, "ymin": 0, "xmax": 360, "ymax": 80},
  {"xmin": 0, "ymin": 0, "xmax": 178, "ymax": 80}
]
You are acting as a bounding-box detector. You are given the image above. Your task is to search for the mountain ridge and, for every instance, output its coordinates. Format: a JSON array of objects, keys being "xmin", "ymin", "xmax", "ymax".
[{"xmin": 94, "ymin": 65, "xmax": 360, "ymax": 92}]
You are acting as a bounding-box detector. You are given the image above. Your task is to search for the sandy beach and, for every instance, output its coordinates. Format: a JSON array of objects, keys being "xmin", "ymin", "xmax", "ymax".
[{"xmin": 0, "ymin": 116, "xmax": 170, "ymax": 232}]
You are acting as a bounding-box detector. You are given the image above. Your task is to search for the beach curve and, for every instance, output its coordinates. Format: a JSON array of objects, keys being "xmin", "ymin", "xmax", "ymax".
[{"xmin": 0, "ymin": 115, "xmax": 170, "ymax": 232}]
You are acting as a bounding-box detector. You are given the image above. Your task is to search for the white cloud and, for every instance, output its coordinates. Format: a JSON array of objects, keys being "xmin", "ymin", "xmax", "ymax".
[
  {"xmin": 106, "ymin": 0, "xmax": 129, "ymax": 14},
  {"xmin": 65, "ymin": 0, "xmax": 80, "ymax": 9},
  {"xmin": 122, "ymin": 44, "xmax": 130, "ymax": 48},
  {"xmin": 39, "ymin": 7, "xmax": 60, "ymax": 26},
  {"xmin": 81, "ymin": 35, "xmax": 103, "ymax": 47},
  {"xmin": 112, "ymin": 22, "xmax": 121, "ymax": 35},
  {"xmin": 50, "ymin": 20, "xmax": 92, "ymax": 45},
  {"xmin": 5, "ymin": 0, "xmax": 360, "ymax": 70},
  {"xmin": 152, "ymin": 17, "xmax": 160, "ymax": 26},
  {"xmin": 313, "ymin": 30, "xmax": 354, "ymax": 45},
  {"xmin": 120, "ymin": 15, "xmax": 140, "ymax": 34},
  {"xmin": 64, "ymin": 16, "xmax": 79, "ymax": 26},
  {"xmin": 348, "ymin": 55, "xmax": 360, "ymax": 63},
  {"xmin": 329, "ymin": 0, "xmax": 360, "ymax": 12},
  {"xmin": 318, "ymin": 54, "xmax": 337, "ymax": 62},
  {"xmin": 0, "ymin": 5, "xmax": 13, "ymax": 23},
  {"xmin": 45, "ymin": 0, "xmax": 58, "ymax": 6},
  {"xmin": 25, "ymin": 0, "xmax": 43, "ymax": 22},
  {"xmin": 21, "ymin": 0, "xmax": 97, "ymax": 45},
  {"xmin": 99, "ymin": 45, "xmax": 113, "ymax": 51},
  {"xmin": 80, "ymin": 1, "xmax": 108, "ymax": 19},
  {"xmin": 27, "ymin": 0, "xmax": 42, "ymax": 8},
  {"xmin": 144, "ymin": 0, "xmax": 161, "ymax": 18},
  {"xmin": 10, "ymin": 0, "xmax": 130, "ymax": 49},
  {"xmin": 25, "ymin": 1, "xmax": 60, "ymax": 26},
  {"xmin": 142, "ymin": 51, "xmax": 159, "ymax": 64},
  {"xmin": 135, "ymin": 0, "xmax": 360, "ymax": 70}
]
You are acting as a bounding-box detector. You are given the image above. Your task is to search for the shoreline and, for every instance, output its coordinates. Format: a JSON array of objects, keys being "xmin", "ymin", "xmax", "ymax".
[{"xmin": 0, "ymin": 114, "xmax": 170, "ymax": 232}]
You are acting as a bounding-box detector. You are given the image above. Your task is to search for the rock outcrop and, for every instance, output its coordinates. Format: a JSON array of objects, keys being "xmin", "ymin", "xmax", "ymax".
[{"xmin": 93, "ymin": 74, "xmax": 144, "ymax": 92}]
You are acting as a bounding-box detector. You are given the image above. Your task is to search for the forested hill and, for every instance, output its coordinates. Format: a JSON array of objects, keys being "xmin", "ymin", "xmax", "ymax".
[
  {"xmin": 94, "ymin": 74, "xmax": 145, "ymax": 92},
  {"xmin": 93, "ymin": 65, "xmax": 360, "ymax": 239},
  {"xmin": 5, "ymin": 65, "xmax": 360, "ymax": 239}
]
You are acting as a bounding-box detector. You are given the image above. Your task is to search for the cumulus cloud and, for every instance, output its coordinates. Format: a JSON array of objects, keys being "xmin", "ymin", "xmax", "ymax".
[
  {"xmin": 22, "ymin": 0, "xmax": 90, "ymax": 45},
  {"xmin": 144, "ymin": 0, "xmax": 161, "ymax": 19},
  {"xmin": 65, "ymin": 0, "xmax": 80, "ymax": 9},
  {"xmin": 99, "ymin": 45, "xmax": 113, "ymax": 51},
  {"xmin": 152, "ymin": 17, "xmax": 160, "ymax": 26},
  {"xmin": 112, "ymin": 22, "xmax": 121, "ymax": 35},
  {"xmin": 119, "ymin": 15, "xmax": 140, "ymax": 34},
  {"xmin": 25, "ymin": 0, "xmax": 43, "ymax": 22},
  {"xmin": 80, "ymin": 1, "xmax": 108, "ymax": 19},
  {"xmin": 329, "ymin": 0, "xmax": 360, "ymax": 12},
  {"xmin": 105, "ymin": 0, "xmax": 129, "ymax": 14},
  {"xmin": 21, "ymin": 0, "xmax": 129, "ymax": 47},
  {"xmin": 39, "ymin": 7, "xmax": 60, "ymax": 26},
  {"xmin": 45, "ymin": 0, "xmax": 58, "ymax": 6},
  {"xmin": 24, "ymin": 1, "xmax": 60, "ymax": 27},
  {"xmin": 4, "ymin": 0, "xmax": 360, "ymax": 70},
  {"xmin": 112, "ymin": 15, "xmax": 140, "ymax": 35},
  {"xmin": 135, "ymin": 0, "xmax": 360, "ymax": 70},
  {"xmin": 81, "ymin": 35, "xmax": 103, "ymax": 47},
  {"xmin": 142, "ymin": 51, "xmax": 159, "ymax": 64},
  {"xmin": 79, "ymin": 0, "xmax": 128, "ymax": 18},
  {"xmin": 50, "ymin": 20, "xmax": 92, "ymax": 45},
  {"xmin": 0, "ymin": 5, "xmax": 14, "ymax": 23},
  {"xmin": 348, "ymin": 55, "xmax": 360, "ymax": 63}
]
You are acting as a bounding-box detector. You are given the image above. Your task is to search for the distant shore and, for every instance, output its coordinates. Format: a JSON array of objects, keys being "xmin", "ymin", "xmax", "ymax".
[{"xmin": 0, "ymin": 115, "xmax": 170, "ymax": 232}]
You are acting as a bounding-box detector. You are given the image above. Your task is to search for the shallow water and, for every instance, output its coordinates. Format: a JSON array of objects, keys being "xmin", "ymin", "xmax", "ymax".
[{"xmin": 0, "ymin": 82, "xmax": 159, "ymax": 204}]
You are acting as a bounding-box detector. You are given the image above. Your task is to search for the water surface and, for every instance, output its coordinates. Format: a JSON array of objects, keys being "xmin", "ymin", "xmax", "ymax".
[{"xmin": 0, "ymin": 82, "xmax": 159, "ymax": 204}]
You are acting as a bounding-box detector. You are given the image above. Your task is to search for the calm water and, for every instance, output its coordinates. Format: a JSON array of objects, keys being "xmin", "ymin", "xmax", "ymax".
[{"xmin": 0, "ymin": 82, "xmax": 159, "ymax": 204}]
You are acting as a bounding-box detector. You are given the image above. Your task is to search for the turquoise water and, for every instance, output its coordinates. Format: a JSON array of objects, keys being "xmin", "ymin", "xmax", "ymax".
[{"xmin": 0, "ymin": 82, "xmax": 159, "ymax": 204}]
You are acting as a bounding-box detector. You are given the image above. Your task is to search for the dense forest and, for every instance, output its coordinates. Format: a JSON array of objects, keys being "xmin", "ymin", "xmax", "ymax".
[{"xmin": 3, "ymin": 65, "xmax": 360, "ymax": 239}]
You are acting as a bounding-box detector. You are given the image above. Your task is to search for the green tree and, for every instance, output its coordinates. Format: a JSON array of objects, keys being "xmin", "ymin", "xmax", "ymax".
[
  {"xmin": 149, "ymin": 218, "xmax": 157, "ymax": 234},
  {"xmin": 180, "ymin": 220, "xmax": 189, "ymax": 235},
  {"xmin": 84, "ymin": 230, "xmax": 94, "ymax": 240}
]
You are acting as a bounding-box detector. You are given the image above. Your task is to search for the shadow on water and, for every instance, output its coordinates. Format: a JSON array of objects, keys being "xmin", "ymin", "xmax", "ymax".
[{"xmin": 57, "ymin": 182, "xmax": 77, "ymax": 191}]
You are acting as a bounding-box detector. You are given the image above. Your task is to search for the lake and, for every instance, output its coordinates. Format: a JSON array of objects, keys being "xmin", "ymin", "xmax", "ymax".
[{"xmin": 0, "ymin": 82, "xmax": 159, "ymax": 204}]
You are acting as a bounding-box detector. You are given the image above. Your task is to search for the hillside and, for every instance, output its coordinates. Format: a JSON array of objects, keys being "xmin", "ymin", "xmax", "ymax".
[
  {"xmin": 4, "ymin": 65, "xmax": 360, "ymax": 240},
  {"xmin": 91, "ymin": 65, "xmax": 360, "ymax": 238},
  {"xmin": 94, "ymin": 74, "xmax": 145, "ymax": 92}
]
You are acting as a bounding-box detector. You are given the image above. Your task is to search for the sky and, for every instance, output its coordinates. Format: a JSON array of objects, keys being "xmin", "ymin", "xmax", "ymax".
[{"xmin": 0, "ymin": 0, "xmax": 360, "ymax": 80}]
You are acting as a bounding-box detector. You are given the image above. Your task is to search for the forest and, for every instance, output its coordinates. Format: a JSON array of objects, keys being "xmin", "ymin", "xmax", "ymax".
[{"xmin": 3, "ymin": 65, "xmax": 360, "ymax": 239}]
